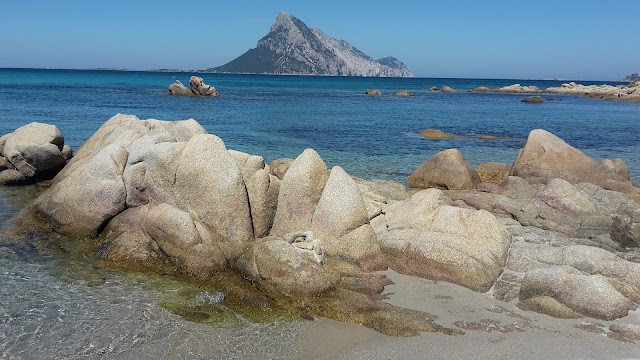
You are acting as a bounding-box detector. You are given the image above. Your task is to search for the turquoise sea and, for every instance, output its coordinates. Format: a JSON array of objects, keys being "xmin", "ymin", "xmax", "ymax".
[
  {"xmin": 1, "ymin": 68, "xmax": 639, "ymax": 358},
  {"xmin": 1, "ymin": 68, "xmax": 639, "ymax": 182}
]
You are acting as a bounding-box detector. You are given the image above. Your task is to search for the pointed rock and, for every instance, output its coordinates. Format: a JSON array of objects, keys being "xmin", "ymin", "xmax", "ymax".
[
  {"xmin": 174, "ymin": 134, "xmax": 254, "ymax": 259},
  {"xmin": 510, "ymin": 129, "xmax": 628, "ymax": 187},
  {"xmin": 311, "ymin": 166, "xmax": 384, "ymax": 268},
  {"xmin": 270, "ymin": 149, "xmax": 328, "ymax": 236}
]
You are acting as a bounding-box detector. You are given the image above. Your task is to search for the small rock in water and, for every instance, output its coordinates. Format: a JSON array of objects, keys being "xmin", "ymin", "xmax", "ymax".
[
  {"xmin": 522, "ymin": 96, "xmax": 544, "ymax": 103},
  {"xmin": 168, "ymin": 76, "xmax": 219, "ymax": 96}
]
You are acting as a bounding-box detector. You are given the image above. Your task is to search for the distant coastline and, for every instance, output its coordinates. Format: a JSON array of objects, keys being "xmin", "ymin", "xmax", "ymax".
[
  {"xmin": 0, "ymin": 67, "xmax": 629, "ymax": 85},
  {"xmin": 0, "ymin": 67, "xmax": 629, "ymax": 83}
]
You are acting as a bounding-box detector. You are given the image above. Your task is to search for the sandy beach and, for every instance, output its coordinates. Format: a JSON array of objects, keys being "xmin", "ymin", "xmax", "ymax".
[{"xmin": 296, "ymin": 270, "xmax": 640, "ymax": 360}]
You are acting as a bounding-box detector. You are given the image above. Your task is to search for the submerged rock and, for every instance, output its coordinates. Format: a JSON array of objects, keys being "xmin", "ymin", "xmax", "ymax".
[
  {"xmin": 440, "ymin": 85, "xmax": 458, "ymax": 93},
  {"xmin": 419, "ymin": 129, "xmax": 460, "ymax": 139},
  {"xmin": 394, "ymin": 91, "xmax": 414, "ymax": 97},
  {"xmin": 521, "ymin": 96, "xmax": 544, "ymax": 103},
  {"xmin": 0, "ymin": 122, "xmax": 72, "ymax": 185},
  {"xmin": 468, "ymin": 86, "xmax": 492, "ymax": 93},
  {"xmin": 365, "ymin": 89, "xmax": 382, "ymax": 96}
]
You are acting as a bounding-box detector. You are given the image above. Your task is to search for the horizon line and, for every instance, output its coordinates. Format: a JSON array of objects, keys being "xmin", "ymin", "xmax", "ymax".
[{"xmin": 0, "ymin": 67, "xmax": 628, "ymax": 83}]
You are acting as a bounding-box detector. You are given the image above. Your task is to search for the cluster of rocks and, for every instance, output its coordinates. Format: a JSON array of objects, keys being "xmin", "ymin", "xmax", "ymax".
[
  {"xmin": 368, "ymin": 81, "xmax": 640, "ymax": 102},
  {"xmin": 403, "ymin": 128, "xmax": 640, "ymax": 320},
  {"xmin": 365, "ymin": 89, "xmax": 415, "ymax": 97},
  {"xmin": 468, "ymin": 82, "xmax": 640, "ymax": 102},
  {"xmin": 428, "ymin": 86, "xmax": 458, "ymax": 93},
  {"xmin": 7, "ymin": 115, "xmax": 640, "ymax": 328},
  {"xmin": 0, "ymin": 123, "xmax": 72, "ymax": 185},
  {"xmin": 168, "ymin": 76, "xmax": 219, "ymax": 96},
  {"xmin": 16, "ymin": 114, "xmax": 385, "ymax": 303}
]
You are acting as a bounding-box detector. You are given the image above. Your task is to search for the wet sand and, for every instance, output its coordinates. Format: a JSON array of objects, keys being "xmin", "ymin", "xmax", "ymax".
[{"xmin": 295, "ymin": 270, "xmax": 640, "ymax": 360}]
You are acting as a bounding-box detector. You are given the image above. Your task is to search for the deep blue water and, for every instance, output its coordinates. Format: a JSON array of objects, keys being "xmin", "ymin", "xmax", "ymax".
[{"xmin": 1, "ymin": 68, "xmax": 639, "ymax": 182}]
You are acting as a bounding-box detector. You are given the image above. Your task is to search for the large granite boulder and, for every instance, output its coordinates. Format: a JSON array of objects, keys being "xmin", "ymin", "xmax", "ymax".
[
  {"xmin": 440, "ymin": 85, "xmax": 458, "ymax": 93},
  {"xmin": 17, "ymin": 114, "xmax": 393, "ymax": 300},
  {"xmin": 519, "ymin": 266, "xmax": 634, "ymax": 320},
  {"xmin": 408, "ymin": 149, "xmax": 481, "ymax": 190},
  {"xmin": 28, "ymin": 115, "xmax": 253, "ymax": 273},
  {"xmin": 377, "ymin": 189, "xmax": 512, "ymax": 292},
  {"xmin": 34, "ymin": 114, "xmax": 207, "ymax": 238},
  {"xmin": 511, "ymin": 129, "xmax": 630, "ymax": 188},
  {"xmin": 0, "ymin": 122, "xmax": 72, "ymax": 185}
]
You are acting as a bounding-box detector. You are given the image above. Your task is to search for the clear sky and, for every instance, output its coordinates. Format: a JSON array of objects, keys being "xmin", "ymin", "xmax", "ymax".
[{"xmin": 1, "ymin": 0, "xmax": 637, "ymax": 80}]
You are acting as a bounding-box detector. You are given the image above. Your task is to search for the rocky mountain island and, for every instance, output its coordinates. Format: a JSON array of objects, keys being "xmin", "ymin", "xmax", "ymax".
[{"xmin": 206, "ymin": 12, "xmax": 413, "ymax": 77}]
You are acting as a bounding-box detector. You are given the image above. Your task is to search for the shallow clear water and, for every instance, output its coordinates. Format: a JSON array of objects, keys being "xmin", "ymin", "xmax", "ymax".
[
  {"xmin": 1, "ymin": 69, "xmax": 639, "ymax": 182},
  {"xmin": 0, "ymin": 187, "xmax": 302, "ymax": 359}
]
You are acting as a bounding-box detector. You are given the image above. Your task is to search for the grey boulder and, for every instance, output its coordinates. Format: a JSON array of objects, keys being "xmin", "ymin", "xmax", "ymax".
[{"xmin": 1, "ymin": 122, "xmax": 72, "ymax": 185}]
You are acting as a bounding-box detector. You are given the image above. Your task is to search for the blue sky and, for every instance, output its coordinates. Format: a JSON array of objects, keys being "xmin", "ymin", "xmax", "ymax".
[{"xmin": 0, "ymin": 0, "xmax": 637, "ymax": 80}]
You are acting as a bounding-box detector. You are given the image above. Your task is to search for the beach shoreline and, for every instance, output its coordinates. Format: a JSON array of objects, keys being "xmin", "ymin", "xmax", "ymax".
[{"xmin": 294, "ymin": 270, "xmax": 640, "ymax": 360}]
